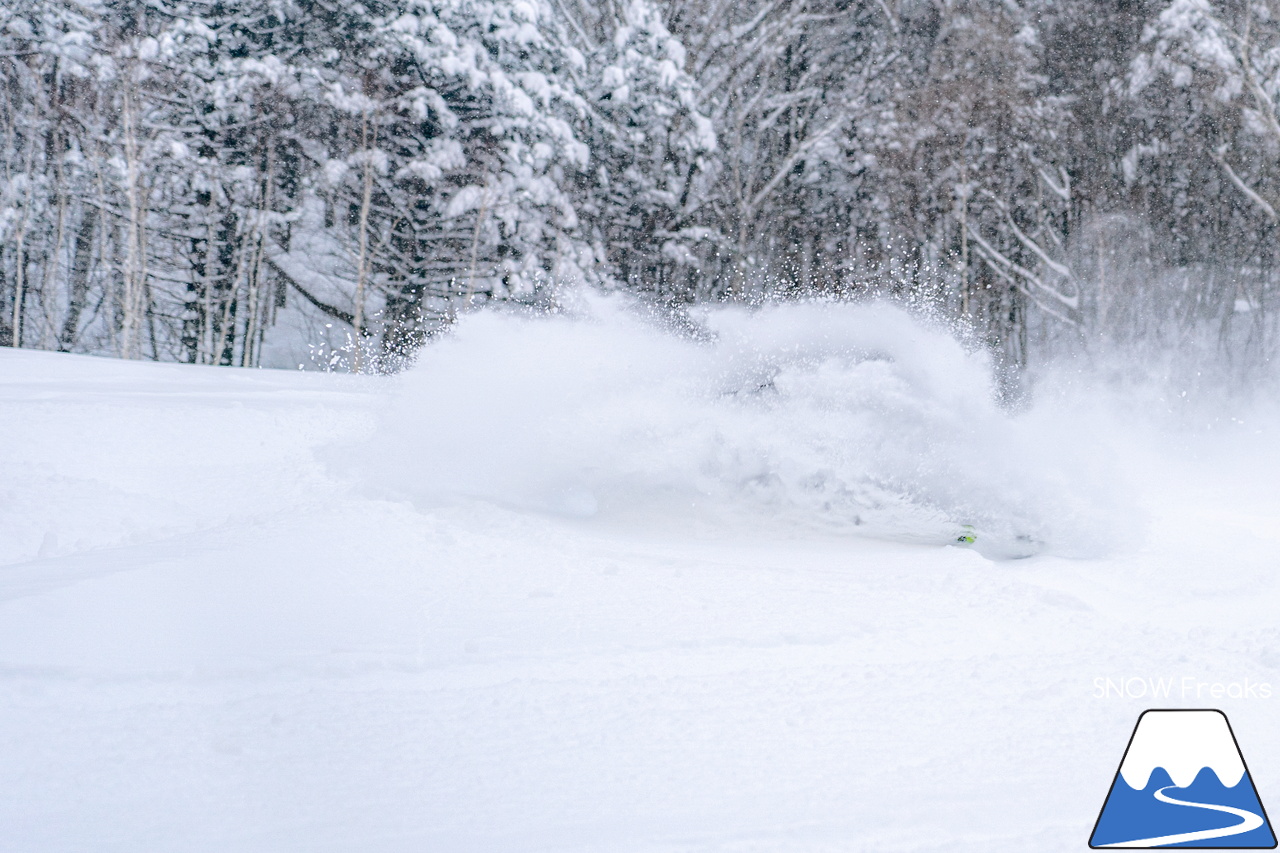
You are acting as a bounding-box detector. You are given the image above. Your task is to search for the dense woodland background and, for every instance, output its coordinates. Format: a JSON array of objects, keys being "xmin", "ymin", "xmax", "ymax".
[{"xmin": 4, "ymin": 0, "xmax": 1280, "ymax": 378}]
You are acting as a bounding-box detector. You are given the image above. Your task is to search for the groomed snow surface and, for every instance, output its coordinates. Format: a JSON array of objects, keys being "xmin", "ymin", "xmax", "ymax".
[{"xmin": 3, "ymin": 300, "xmax": 1280, "ymax": 852}]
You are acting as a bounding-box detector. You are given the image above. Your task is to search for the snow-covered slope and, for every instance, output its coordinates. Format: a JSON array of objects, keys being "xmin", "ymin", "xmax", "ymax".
[{"xmin": 3, "ymin": 305, "xmax": 1280, "ymax": 852}]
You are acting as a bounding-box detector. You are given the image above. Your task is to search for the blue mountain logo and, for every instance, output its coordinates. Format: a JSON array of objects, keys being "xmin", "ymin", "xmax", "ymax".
[{"xmin": 1091, "ymin": 709, "xmax": 1276, "ymax": 848}]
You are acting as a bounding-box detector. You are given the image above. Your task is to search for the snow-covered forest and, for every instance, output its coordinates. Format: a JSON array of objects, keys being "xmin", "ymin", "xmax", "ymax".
[
  {"xmin": 11, "ymin": 3, "xmax": 1280, "ymax": 850},
  {"xmin": 5, "ymin": 0, "xmax": 1280, "ymax": 373}
]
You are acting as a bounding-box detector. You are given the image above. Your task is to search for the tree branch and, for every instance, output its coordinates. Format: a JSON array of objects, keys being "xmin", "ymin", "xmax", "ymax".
[
  {"xmin": 1212, "ymin": 147, "xmax": 1278, "ymax": 222},
  {"xmin": 264, "ymin": 254, "xmax": 362, "ymax": 331}
]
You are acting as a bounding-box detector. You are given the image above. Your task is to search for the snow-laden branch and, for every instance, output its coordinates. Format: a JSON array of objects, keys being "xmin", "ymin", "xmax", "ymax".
[
  {"xmin": 747, "ymin": 112, "xmax": 849, "ymax": 212},
  {"xmin": 965, "ymin": 223, "xmax": 1081, "ymax": 321},
  {"xmin": 265, "ymin": 253, "xmax": 362, "ymax": 332},
  {"xmin": 1211, "ymin": 146, "xmax": 1278, "ymax": 221},
  {"xmin": 968, "ymin": 235, "xmax": 1080, "ymax": 327},
  {"xmin": 1037, "ymin": 167, "xmax": 1070, "ymax": 202},
  {"xmin": 1001, "ymin": 217, "xmax": 1080, "ymax": 309}
]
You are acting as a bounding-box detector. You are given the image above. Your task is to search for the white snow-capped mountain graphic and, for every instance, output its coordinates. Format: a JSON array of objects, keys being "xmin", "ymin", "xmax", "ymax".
[
  {"xmin": 1090, "ymin": 710, "xmax": 1276, "ymax": 849},
  {"xmin": 1119, "ymin": 709, "xmax": 1246, "ymax": 790}
]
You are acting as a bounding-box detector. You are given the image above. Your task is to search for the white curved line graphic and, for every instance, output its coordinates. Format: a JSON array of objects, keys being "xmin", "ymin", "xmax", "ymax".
[{"xmin": 1100, "ymin": 785, "xmax": 1265, "ymax": 847}]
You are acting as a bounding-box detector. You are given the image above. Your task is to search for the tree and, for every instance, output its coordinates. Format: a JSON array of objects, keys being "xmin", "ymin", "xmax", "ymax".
[
  {"xmin": 1129, "ymin": 0, "xmax": 1280, "ymax": 360},
  {"xmin": 559, "ymin": 0, "xmax": 715, "ymax": 301},
  {"xmin": 668, "ymin": 0, "xmax": 901, "ymax": 298}
]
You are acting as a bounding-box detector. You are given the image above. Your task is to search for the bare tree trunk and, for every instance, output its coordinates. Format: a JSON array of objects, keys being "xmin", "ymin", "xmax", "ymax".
[
  {"xmin": 119, "ymin": 83, "xmax": 145, "ymax": 359},
  {"xmin": 463, "ymin": 193, "xmax": 489, "ymax": 303},
  {"xmin": 214, "ymin": 213, "xmax": 249, "ymax": 365},
  {"xmin": 11, "ymin": 131, "xmax": 38, "ymax": 348},
  {"xmin": 199, "ymin": 213, "xmax": 217, "ymax": 364},
  {"xmin": 241, "ymin": 146, "xmax": 274, "ymax": 368},
  {"xmin": 958, "ymin": 159, "xmax": 971, "ymax": 318},
  {"xmin": 37, "ymin": 174, "xmax": 67, "ymax": 349},
  {"xmin": 10, "ymin": 250, "xmax": 26, "ymax": 348},
  {"xmin": 59, "ymin": 206, "xmax": 97, "ymax": 350},
  {"xmin": 352, "ymin": 109, "xmax": 375, "ymax": 373}
]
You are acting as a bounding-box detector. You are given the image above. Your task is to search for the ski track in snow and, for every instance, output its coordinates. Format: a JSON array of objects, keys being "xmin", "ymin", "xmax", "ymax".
[{"xmin": 3, "ymin": 306, "xmax": 1280, "ymax": 852}]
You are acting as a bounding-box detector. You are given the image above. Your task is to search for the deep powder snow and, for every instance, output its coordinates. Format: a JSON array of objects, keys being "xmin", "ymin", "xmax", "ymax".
[
  {"xmin": 361, "ymin": 299, "xmax": 1126, "ymax": 558},
  {"xmin": 2, "ymin": 300, "xmax": 1279, "ymax": 852}
]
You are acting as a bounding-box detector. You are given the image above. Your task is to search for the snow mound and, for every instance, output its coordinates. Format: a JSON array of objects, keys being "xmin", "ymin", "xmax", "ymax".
[{"xmin": 360, "ymin": 297, "xmax": 1124, "ymax": 557}]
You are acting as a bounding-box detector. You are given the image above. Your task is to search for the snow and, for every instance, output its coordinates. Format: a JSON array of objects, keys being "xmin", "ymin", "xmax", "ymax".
[
  {"xmin": 362, "ymin": 300, "xmax": 1122, "ymax": 557},
  {"xmin": 4, "ymin": 304, "xmax": 1280, "ymax": 851}
]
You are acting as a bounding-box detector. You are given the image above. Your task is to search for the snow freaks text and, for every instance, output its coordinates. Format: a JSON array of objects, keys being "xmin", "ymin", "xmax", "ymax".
[{"xmin": 1093, "ymin": 678, "xmax": 1274, "ymax": 701}]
